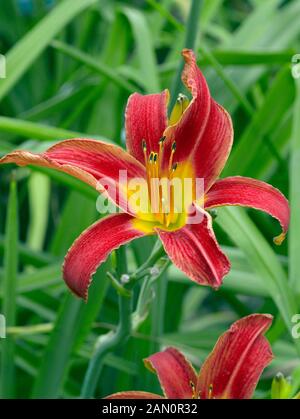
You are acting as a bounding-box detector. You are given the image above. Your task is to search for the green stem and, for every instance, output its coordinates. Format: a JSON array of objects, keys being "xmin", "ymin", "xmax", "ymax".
[
  {"xmin": 80, "ymin": 241, "xmax": 166, "ymax": 398},
  {"xmin": 131, "ymin": 240, "xmax": 165, "ymax": 283},
  {"xmin": 170, "ymin": 0, "xmax": 203, "ymax": 108},
  {"xmin": 80, "ymin": 292, "xmax": 132, "ymax": 398}
]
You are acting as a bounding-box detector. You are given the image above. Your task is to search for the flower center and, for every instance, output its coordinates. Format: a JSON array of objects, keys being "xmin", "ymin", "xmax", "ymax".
[{"xmin": 141, "ymin": 137, "xmax": 181, "ymax": 228}]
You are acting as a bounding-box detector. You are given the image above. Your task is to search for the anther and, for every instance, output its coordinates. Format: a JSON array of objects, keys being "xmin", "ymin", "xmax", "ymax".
[
  {"xmin": 208, "ymin": 384, "xmax": 213, "ymax": 399},
  {"xmin": 171, "ymin": 141, "xmax": 176, "ymax": 152},
  {"xmin": 142, "ymin": 139, "xmax": 147, "ymax": 151},
  {"xmin": 149, "ymin": 152, "xmax": 154, "ymax": 163},
  {"xmin": 190, "ymin": 381, "xmax": 196, "ymax": 399},
  {"xmin": 153, "ymin": 153, "xmax": 158, "ymax": 163},
  {"xmin": 172, "ymin": 162, "xmax": 178, "ymax": 172},
  {"xmin": 177, "ymin": 93, "xmax": 188, "ymax": 103},
  {"xmin": 159, "ymin": 136, "xmax": 166, "ymax": 144}
]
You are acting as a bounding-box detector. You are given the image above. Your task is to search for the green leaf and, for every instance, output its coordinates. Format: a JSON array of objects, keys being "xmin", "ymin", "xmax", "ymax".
[
  {"xmin": 216, "ymin": 207, "xmax": 300, "ymax": 353},
  {"xmin": 0, "ymin": 0, "xmax": 98, "ymax": 101},
  {"xmin": 0, "ymin": 178, "xmax": 18, "ymax": 398},
  {"xmin": 31, "ymin": 294, "xmax": 82, "ymax": 398},
  {"xmin": 223, "ymin": 67, "xmax": 294, "ymax": 177},
  {"xmin": 27, "ymin": 173, "xmax": 50, "ymax": 252},
  {"xmin": 51, "ymin": 40, "xmax": 137, "ymax": 93},
  {"xmin": 289, "ymin": 76, "xmax": 300, "ymax": 292},
  {"xmin": 121, "ymin": 6, "xmax": 160, "ymax": 93},
  {"xmin": 0, "ymin": 116, "xmax": 103, "ymax": 142}
]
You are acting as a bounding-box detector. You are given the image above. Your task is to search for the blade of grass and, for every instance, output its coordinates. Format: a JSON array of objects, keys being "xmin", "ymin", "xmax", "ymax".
[
  {"xmin": 0, "ymin": 0, "xmax": 98, "ymax": 101},
  {"xmin": 51, "ymin": 40, "xmax": 137, "ymax": 93},
  {"xmin": 170, "ymin": 0, "xmax": 203, "ymax": 107},
  {"xmin": 0, "ymin": 177, "xmax": 18, "ymax": 398},
  {"xmin": 27, "ymin": 173, "xmax": 50, "ymax": 251},
  {"xmin": 223, "ymin": 67, "xmax": 294, "ymax": 177},
  {"xmin": 289, "ymin": 72, "xmax": 300, "ymax": 292},
  {"xmin": 146, "ymin": 0, "xmax": 184, "ymax": 32},
  {"xmin": 216, "ymin": 207, "xmax": 300, "ymax": 354},
  {"xmin": 0, "ymin": 235, "xmax": 55, "ymax": 267},
  {"xmin": 31, "ymin": 294, "xmax": 82, "ymax": 398},
  {"xmin": 121, "ymin": 6, "xmax": 160, "ymax": 93},
  {"xmin": 0, "ymin": 116, "xmax": 106, "ymax": 142}
]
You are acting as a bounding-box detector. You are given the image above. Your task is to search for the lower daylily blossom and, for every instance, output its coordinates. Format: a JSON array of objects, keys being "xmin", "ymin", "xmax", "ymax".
[
  {"xmin": 106, "ymin": 314, "xmax": 273, "ymax": 400},
  {"xmin": 0, "ymin": 49, "xmax": 289, "ymax": 300}
]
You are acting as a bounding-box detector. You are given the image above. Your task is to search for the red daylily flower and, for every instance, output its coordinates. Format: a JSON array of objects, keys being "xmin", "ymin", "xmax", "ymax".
[
  {"xmin": 0, "ymin": 50, "xmax": 289, "ymax": 300},
  {"xmin": 106, "ymin": 314, "xmax": 273, "ymax": 400}
]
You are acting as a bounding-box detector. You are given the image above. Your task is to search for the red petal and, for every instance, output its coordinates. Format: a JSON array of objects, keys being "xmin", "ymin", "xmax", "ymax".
[
  {"xmin": 63, "ymin": 213, "xmax": 145, "ymax": 300},
  {"xmin": 0, "ymin": 139, "xmax": 146, "ymax": 215},
  {"xmin": 197, "ymin": 314, "xmax": 273, "ymax": 399},
  {"xmin": 105, "ymin": 391, "xmax": 163, "ymax": 399},
  {"xmin": 125, "ymin": 90, "xmax": 169, "ymax": 164},
  {"xmin": 145, "ymin": 347, "xmax": 197, "ymax": 399},
  {"xmin": 205, "ymin": 176, "xmax": 290, "ymax": 244},
  {"xmin": 156, "ymin": 206, "xmax": 230, "ymax": 288},
  {"xmin": 193, "ymin": 100, "xmax": 233, "ymax": 191},
  {"xmin": 163, "ymin": 50, "xmax": 233, "ymax": 190}
]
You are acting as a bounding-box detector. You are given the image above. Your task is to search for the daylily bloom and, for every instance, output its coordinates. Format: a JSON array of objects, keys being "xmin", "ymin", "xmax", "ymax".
[
  {"xmin": 106, "ymin": 314, "xmax": 273, "ymax": 399},
  {"xmin": 0, "ymin": 49, "xmax": 289, "ymax": 300}
]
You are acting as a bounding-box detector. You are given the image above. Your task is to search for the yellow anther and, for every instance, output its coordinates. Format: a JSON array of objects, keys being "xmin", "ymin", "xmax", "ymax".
[{"xmin": 190, "ymin": 381, "xmax": 196, "ymax": 399}]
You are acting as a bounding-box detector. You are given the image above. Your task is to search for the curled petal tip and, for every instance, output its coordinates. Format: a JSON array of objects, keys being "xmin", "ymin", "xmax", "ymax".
[
  {"xmin": 273, "ymin": 232, "xmax": 286, "ymax": 246},
  {"xmin": 181, "ymin": 48, "xmax": 195, "ymax": 60}
]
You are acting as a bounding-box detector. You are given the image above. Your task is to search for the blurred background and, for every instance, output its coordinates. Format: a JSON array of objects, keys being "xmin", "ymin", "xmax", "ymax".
[{"xmin": 0, "ymin": 0, "xmax": 300, "ymax": 399}]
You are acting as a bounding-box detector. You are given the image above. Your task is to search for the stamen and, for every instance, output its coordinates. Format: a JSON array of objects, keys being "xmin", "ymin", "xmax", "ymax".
[
  {"xmin": 168, "ymin": 141, "xmax": 176, "ymax": 172},
  {"xmin": 190, "ymin": 381, "xmax": 196, "ymax": 399},
  {"xmin": 172, "ymin": 162, "xmax": 178, "ymax": 173},
  {"xmin": 158, "ymin": 136, "xmax": 166, "ymax": 145},
  {"xmin": 142, "ymin": 139, "xmax": 148, "ymax": 168},
  {"xmin": 153, "ymin": 153, "xmax": 159, "ymax": 179},
  {"xmin": 208, "ymin": 384, "xmax": 213, "ymax": 399}
]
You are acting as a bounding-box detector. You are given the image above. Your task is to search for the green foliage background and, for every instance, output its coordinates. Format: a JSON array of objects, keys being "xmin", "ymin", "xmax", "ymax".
[{"xmin": 0, "ymin": 0, "xmax": 300, "ymax": 399}]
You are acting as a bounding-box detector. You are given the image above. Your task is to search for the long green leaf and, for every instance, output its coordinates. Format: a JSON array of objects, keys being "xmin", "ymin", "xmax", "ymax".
[
  {"xmin": 0, "ymin": 0, "xmax": 98, "ymax": 101},
  {"xmin": 51, "ymin": 40, "xmax": 136, "ymax": 93},
  {"xmin": 0, "ymin": 116, "xmax": 100, "ymax": 142},
  {"xmin": 289, "ymin": 74, "xmax": 300, "ymax": 292},
  {"xmin": 121, "ymin": 6, "xmax": 160, "ymax": 93},
  {"xmin": 216, "ymin": 207, "xmax": 300, "ymax": 353},
  {"xmin": 0, "ymin": 178, "xmax": 18, "ymax": 398},
  {"xmin": 224, "ymin": 67, "xmax": 294, "ymax": 177}
]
